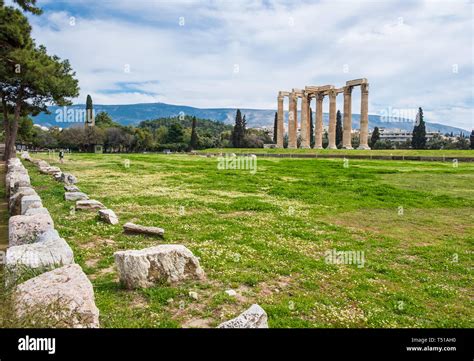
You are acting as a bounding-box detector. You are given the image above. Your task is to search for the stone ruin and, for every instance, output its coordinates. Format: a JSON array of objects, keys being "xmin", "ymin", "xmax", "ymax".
[{"xmin": 276, "ymin": 78, "xmax": 370, "ymax": 150}]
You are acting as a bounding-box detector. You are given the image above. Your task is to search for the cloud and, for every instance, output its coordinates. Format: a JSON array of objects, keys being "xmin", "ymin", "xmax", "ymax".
[{"xmin": 27, "ymin": 0, "xmax": 473, "ymax": 130}]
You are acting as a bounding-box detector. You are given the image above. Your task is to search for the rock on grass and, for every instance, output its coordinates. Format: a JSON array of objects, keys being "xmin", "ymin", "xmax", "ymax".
[
  {"xmin": 98, "ymin": 209, "xmax": 119, "ymax": 225},
  {"xmin": 123, "ymin": 222, "xmax": 164, "ymax": 236},
  {"xmin": 14, "ymin": 264, "xmax": 99, "ymax": 328},
  {"xmin": 218, "ymin": 304, "xmax": 268, "ymax": 328},
  {"xmin": 114, "ymin": 245, "xmax": 205, "ymax": 289}
]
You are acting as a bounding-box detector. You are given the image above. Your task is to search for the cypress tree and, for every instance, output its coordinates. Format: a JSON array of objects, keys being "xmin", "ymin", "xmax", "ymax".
[
  {"xmin": 470, "ymin": 130, "xmax": 474, "ymax": 150},
  {"xmin": 189, "ymin": 116, "xmax": 199, "ymax": 150},
  {"xmin": 412, "ymin": 107, "xmax": 427, "ymax": 149},
  {"xmin": 309, "ymin": 107, "xmax": 314, "ymax": 148},
  {"xmin": 273, "ymin": 112, "xmax": 278, "ymax": 143},
  {"xmin": 86, "ymin": 94, "xmax": 94, "ymax": 127},
  {"xmin": 232, "ymin": 109, "xmax": 244, "ymax": 147},
  {"xmin": 336, "ymin": 110, "xmax": 343, "ymax": 148},
  {"xmin": 370, "ymin": 126, "xmax": 380, "ymax": 147}
]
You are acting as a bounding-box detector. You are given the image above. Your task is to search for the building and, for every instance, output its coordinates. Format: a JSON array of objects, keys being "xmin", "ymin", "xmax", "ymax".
[{"xmin": 376, "ymin": 128, "xmax": 440, "ymax": 143}]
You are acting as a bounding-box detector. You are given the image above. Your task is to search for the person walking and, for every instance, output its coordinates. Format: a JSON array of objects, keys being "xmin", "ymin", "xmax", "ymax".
[{"xmin": 59, "ymin": 149, "xmax": 65, "ymax": 164}]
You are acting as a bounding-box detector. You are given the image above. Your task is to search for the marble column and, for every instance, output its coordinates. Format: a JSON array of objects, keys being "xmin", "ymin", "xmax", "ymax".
[
  {"xmin": 342, "ymin": 86, "xmax": 353, "ymax": 149},
  {"xmin": 300, "ymin": 94, "xmax": 310, "ymax": 148},
  {"xmin": 357, "ymin": 83, "xmax": 370, "ymax": 150},
  {"xmin": 288, "ymin": 92, "xmax": 297, "ymax": 149},
  {"xmin": 315, "ymin": 93, "xmax": 324, "ymax": 149},
  {"xmin": 327, "ymin": 90, "xmax": 337, "ymax": 149},
  {"xmin": 277, "ymin": 95, "xmax": 284, "ymax": 148}
]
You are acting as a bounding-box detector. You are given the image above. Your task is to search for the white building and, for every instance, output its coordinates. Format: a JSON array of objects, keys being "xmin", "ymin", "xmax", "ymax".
[{"xmin": 376, "ymin": 128, "xmax": 440, "ymax": 143}]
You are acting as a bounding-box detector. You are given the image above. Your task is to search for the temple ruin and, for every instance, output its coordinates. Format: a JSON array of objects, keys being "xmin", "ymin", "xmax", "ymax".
[{"xmin": 276, "ymin": 78, "xmax": 370, "ymax": 149}]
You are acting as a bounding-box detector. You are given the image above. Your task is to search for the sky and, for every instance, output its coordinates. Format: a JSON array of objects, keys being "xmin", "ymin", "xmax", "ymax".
[{"xmin": 12, "ymin": 0, "xmax": 474, "ymax": 129}]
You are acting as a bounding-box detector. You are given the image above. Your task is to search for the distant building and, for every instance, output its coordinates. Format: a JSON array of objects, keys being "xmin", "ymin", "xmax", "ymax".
[{"xmin": 375, "ymin": 128, "xmax": 440, "ymax": 143}]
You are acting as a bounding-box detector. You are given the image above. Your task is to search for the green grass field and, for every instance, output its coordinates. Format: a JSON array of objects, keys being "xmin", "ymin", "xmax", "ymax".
[
  {"xmin": 23, "ymin": 152, "xmax": 473, "ymax": 328},
  {"xmin": 201, "ymin": 148, "xmax": 474, "ymax": 157}
]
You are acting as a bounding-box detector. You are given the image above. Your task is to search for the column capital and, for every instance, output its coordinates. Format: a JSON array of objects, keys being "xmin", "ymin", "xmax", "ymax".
[
  {"xmin": 317, "ymin": 93, "xmax": 325, "ymax": 102},
  {"xmin": 361, "ymin": 83, "xmax": 369, "ymax": 94},
  {"xmin": 344, "ymin": 85, "xmax": 353, "ymax": 95}
]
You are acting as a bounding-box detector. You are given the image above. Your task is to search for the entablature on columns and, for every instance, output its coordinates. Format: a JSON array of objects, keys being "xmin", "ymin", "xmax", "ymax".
[
  {"xmin": 346, "ymin": 78, "xmax": 368, "ymax": 87},
  {"xmin": 278, "ymin": 91, "xmax": 291, "ymax": 97}
]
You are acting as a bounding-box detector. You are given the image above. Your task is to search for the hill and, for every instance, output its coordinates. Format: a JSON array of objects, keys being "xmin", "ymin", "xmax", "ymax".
[{"xmin": 33, "ymin": 102, "xmax": 468, "ymax": 135}]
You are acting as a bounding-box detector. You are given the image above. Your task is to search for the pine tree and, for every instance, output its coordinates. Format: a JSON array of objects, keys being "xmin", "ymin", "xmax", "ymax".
[
  {"xmin": 273, "ymin": 112, "xmax": 278, "ymax": 143},
  {"xmin": 189, "ymin": 116, "xmax": 199, "ymax": 150},
  {"xmin": 370, "ymin": 126, "xmax": 380, "ymax": 147},
  {"xmin": 335, "ymin": 110, "xmax": 343, "ymax": 148},
  {"xmin": 309, "ymin": 107, "xmax": 314, "ymax": 148},
  {"xmin": 412, "ymin": 107, "xmax": 427, "ymax": 149},
  {"xmin": 167, "ymin": 123, "xmax": 184, "ymax": 143},
  {"xmin": 0, "ymin": 4, "xmax": 79, "ymax": 159}
]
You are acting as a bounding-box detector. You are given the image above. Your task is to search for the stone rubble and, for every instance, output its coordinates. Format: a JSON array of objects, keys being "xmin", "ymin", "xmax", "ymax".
[
  {"xmin": 218, "ymin": 304, "xmax": 269, "ymax": 328},
  {"xmin": 98, "ymin": 209, "xmax": 119, "ymax": 225},
  {"xmin": 64, "ymin": 192, "xmax": 89, "ymax": 201},
  {"xmin": 123, "ymin": 222, "xmax": 164, "ymax": 236},
  {"xmin": 75, "ymin": 199, "xmax": 105, "ymax": 211}
]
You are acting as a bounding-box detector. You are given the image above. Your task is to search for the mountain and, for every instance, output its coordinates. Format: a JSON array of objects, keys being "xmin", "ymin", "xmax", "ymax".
[{"xmin": 33, "ymin": 102, "xmax": 468, "ymax": 135}]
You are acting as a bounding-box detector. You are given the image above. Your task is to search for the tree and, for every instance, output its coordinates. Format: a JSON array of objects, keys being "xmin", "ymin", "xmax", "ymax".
[
  {"xmin": 273, "ymin": 112, "xmax": 277, "ymax": 144},
  {"xmin": 10, "ymin": 0, "xmax": 43, "ymax": 15},
  {"xmin": 84, "ymin": 126, "xmax": 104, "ymax": 150},
  {"xmin": 133, "ymin": 127, "xmax": 154, "ymax": 151},
  {"xmin": 104, "ymin": 127, "xmax": 126, "ymax": 152},
  {"xmin": 166, "ymin": 122, "xmax": 184, "ymax": 143},
  {"xmin": 309, "ymin": 107, "xmax": 314, "ymax": 148},
  {"xmin": 335, "ymin": 110, "xmax": 343, "ymax": 148},
  {"xmin": 470, "ymin": 130, "xmax": 474, "ymax": 150},
  {"xmin": 16, "ymin": 116, "xmax": 34, "ymax": 144},
  {"xmin": 412, "ymin": 107, "xmax": 427, "ymax": 149},
  {"xmin": 95, "ymin": 111, "xmax": 117, "ymax": 128},
  {"xmin": 1, "ymin": 4, "xmax": 78, "ymax": 159},
  {"xmin": 231, "ymin": 109, "xmax": 246, "ymax": 148},
  {"xmin": 59, "ymin": 126, "xmax": 85, "ymax": 150},
  {"xmin": 370, "ymin": 126, "xmax": 380, "ymax": 147},
  {"xmin": 1, "ymin": 4, "xmax": 33, "ymax": 157},
  {"xmin": 3, "ymin": 45, "xmax": 79, "ymax": 159},
  {"xmin": 189, "ymin": 116, "xmax": 199, "ymax": 150},
  {"xmin": 85, "ymin": 94, "xmax": 94, "ymax": 127}
]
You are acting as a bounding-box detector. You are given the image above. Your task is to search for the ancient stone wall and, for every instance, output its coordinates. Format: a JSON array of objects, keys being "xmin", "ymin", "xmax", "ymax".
[{"xmin": 4, "ymin": 152, "xmax": 99, "ymax": 327}]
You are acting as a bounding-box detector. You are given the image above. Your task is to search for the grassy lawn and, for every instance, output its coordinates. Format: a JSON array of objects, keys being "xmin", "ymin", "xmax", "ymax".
[
  {"xmin": 23, "ymin": 152, "xmax": 473, "ymax": 328},
  {"xmin": 201, "ymin": 148, "xmax": 474, "ymax": 158}
]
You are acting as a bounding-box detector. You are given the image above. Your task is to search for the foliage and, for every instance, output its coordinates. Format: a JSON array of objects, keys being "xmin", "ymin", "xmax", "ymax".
[
  {"xmin": 370, "ymin": 126, "xmax": 380, "ymax": 147},
  {"xmin": 412, "ymin": 107, "xmax": 427, "ymax": 149},
  {"xmin": 231, "ymin": 109, "xmax": 246, "ymax": 147},
  {"xmin": 336, "ymin": 110, "xmax": 343, "ymax": 148},
  {"xmin": 189, "ymin": 116, "xmax": 199, "ymax": 151},
  {"xmin": 0, "ymin": 2, "xmax": 79, "ymax": 159}
]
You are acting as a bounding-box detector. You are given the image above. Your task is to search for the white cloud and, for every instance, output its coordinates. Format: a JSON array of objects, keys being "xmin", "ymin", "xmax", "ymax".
[{"xmin": 29, "ymin": 0, "xmax": 473, "ymax": 129}]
